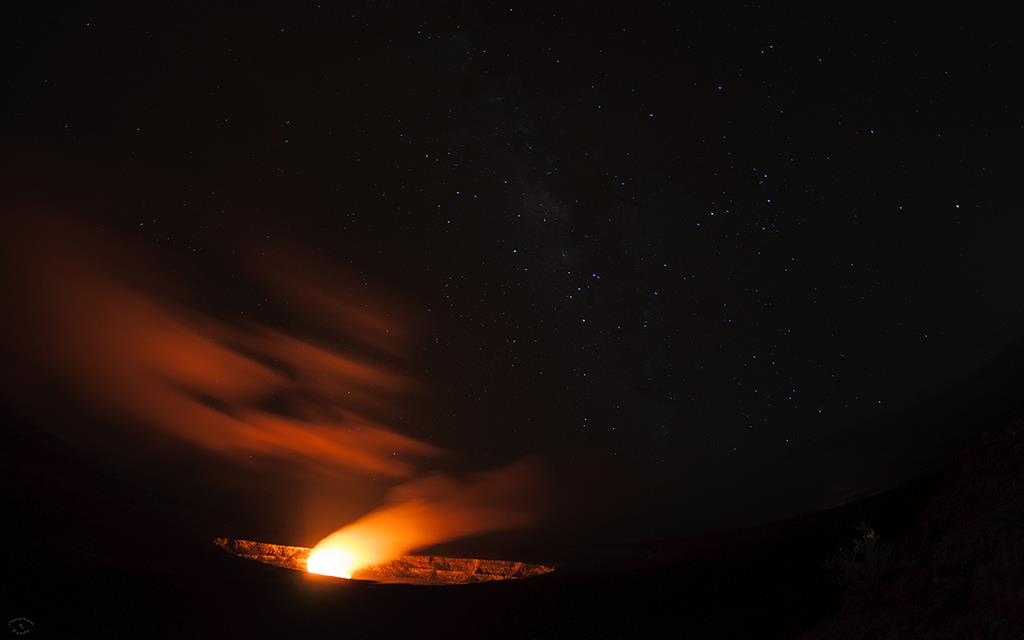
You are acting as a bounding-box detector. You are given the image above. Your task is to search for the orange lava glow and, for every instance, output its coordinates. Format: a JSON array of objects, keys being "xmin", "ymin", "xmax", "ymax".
[
  {"xmin": 215, "ymin": 538, "xmax": 555, "ymax": 585},
  {"xmin": 307, "ymin": 546, "xmax": 358, "ymax": 579},
  {"xmin": 308, "ymin": 460, "xmax": 544, "ymax": 576}
]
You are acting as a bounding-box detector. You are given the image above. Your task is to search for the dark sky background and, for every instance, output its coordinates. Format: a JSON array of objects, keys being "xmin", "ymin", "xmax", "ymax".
[{"xmin": 3, "ymin": 4, "xmax": 1024, "ymax": 547}]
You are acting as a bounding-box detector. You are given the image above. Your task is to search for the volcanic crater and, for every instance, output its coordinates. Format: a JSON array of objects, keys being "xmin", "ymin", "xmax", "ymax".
[{"xmin": 214, "ymin": 538, "xmax": 555, "ymax": 586}]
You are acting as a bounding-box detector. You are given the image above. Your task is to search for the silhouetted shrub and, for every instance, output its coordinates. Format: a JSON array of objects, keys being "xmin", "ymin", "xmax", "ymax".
[{"xmin": 824, "ymin": 522, "xmax": 895, "ymax": 590}]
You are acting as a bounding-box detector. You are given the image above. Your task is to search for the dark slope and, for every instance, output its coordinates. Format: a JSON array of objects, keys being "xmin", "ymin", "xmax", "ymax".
[
  {"xmin": 800, "ymin": 423, "xmax": 1024, "ymax": 639},
  {"xmin": 4, "ymin": 341, "xmax": 1024, "ymax": 638}
]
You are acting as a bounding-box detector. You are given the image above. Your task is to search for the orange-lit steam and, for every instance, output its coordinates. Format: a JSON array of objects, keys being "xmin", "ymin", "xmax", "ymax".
[
  {"xmin": 307, "ymin": 460, "xmax": 544, "ymax": 578},
  {"xmin": 1, "ymin": 213, "xmax": 544, "ymax": 572},
  {"xmin": 0, "ymin": 214, "xmax": 437, "ymax": 477}
]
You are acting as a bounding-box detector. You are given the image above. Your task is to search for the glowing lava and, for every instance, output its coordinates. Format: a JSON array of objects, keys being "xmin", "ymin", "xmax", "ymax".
[
  {"xmin": 306, "ymin": 545, "xmax": 357, "ymax": 579},
  {"xmin": 215, "ymin": 537, "xmax": 555, "ymax": 585},
  {"xmin": 306, "ymin": 527, "xmax": 382, "ymax": 579}
]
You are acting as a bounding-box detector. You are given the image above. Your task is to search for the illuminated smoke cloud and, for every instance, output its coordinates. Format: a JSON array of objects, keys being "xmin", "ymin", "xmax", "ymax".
[
  {"xmin": 1, "ymin": 213, "xmax": 545, "ymax": 567},
  {"xmin": 0, "ymin": 214, "xmax": 439, "ymax": 477},
  {"xmin": 308, "ymin": 459, "xmax": 545, "ymax": 577}
]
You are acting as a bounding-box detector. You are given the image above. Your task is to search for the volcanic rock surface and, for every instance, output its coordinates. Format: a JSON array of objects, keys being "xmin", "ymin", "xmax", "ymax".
[{"xmin": 214, "ymin": 538, "xmax": 555, "ymax": 585}]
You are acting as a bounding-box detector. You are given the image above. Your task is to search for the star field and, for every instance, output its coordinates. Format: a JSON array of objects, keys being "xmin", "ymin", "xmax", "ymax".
[{"xmin": 4, "ymin": 3, "xmax": 1023, "ymax": 536}]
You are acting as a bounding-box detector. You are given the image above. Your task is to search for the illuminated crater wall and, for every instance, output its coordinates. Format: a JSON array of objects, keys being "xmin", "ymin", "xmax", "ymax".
[{"xmin": 214, "ymin": 538, "xmax": 555, "ymax": 586}]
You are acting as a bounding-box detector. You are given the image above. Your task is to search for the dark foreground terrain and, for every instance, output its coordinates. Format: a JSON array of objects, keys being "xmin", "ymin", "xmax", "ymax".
[
  {"xmin": 3, "ymin": 419, "xmax": 1023, "ymax": 640},
  {"xmin": 5, "ymin": 338, "xmax": 1024, "ymax": 640},
  {"xmin": 797, "ymin": 423, "xmax": 1024, "ymax": 640}
]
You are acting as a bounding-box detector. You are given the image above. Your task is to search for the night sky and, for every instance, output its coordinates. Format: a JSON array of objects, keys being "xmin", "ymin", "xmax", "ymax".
[{"xmin": 3, "ymin": 4, "xmax": 1024, "ymax": 546}]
